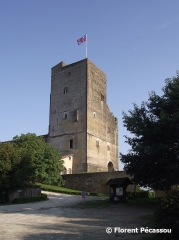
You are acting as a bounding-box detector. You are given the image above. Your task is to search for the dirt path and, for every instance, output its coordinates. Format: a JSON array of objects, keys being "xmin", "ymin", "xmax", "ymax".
[{"xmin": 0, "ymin": 191, "xmax": 153, "ymax": 240}]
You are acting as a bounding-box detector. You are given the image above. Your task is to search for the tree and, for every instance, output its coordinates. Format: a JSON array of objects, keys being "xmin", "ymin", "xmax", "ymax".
[
  {"xmin": 13, "ymin": 133, "xmax": 64, "ymax": 186},
  {"xmin": 120, "ymin": 77, "xmax": 179, "ymax": 191},
  {"xmin": 0, "ymin": 142, "xmax": 35, "ymax": 189},
  {"xmin": 0, "ymin": 134, "xmax": 64, "ymax": 189}
]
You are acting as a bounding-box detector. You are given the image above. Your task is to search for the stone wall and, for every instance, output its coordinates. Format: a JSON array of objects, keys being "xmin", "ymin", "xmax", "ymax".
[
  {"xmin": 87, "ymin": 60, "xmax": 118, "ymax": 172},
  {"xmin": 49, "ymin": 59, "xmax": 87, "ymax": 173},
  {"xmin": 62, "ymin": 171, "xmax": 135, "ymax": 194},
  {"xmin": 48, "ymin": 59, "xmax": 118, "ymax": 174}
]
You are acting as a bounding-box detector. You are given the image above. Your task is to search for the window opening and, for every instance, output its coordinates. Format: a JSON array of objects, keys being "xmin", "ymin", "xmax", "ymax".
[
  {"xmin": 64, "ymin": 112, "xmax": 67, "ymax": 119},
  {"xmin": 64, "ymin": 87, "xmax": 68, "ymax": 94},
  {"xmin": 70, "ymin": 139, "xmax": 73, "ymax": 149},
  {"xmin": 75, "ymin": 109, "xmax": 79, "ymax": 121}
]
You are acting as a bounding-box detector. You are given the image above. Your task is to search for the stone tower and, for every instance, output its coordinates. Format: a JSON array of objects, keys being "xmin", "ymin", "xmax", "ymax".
[{"xmin": 48, "ymin": 59, "xmax": 118, "ymax": 173}]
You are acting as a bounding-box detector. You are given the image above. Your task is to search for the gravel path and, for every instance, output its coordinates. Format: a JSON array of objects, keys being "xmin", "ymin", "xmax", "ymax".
[{"xmin": 0, "ymin": 191, "xmax": 153, "ymax": 240}]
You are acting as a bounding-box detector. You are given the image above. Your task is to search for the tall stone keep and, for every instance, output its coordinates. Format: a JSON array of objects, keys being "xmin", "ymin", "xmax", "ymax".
[{"xmin": 48, "ymin": 59, "xmax": 118, "ymax": 173}]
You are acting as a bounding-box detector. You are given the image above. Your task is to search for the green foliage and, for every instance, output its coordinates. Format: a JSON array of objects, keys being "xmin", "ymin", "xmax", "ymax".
[
  {"xmin": 0, "ymin": 133, "xmax": 64, "ymax": 189},
  {"xmin": 13, "ymin": 193, "xmax": 47, "ymax": 203},
  {"xmin": 120, "ymin": 77, "xmax": 179, "ymax": 191},
  {"xmin": 154, "ymin": 190, "xmax": 179, "ymax": 240},
  {"xmin": 72, "ymin": 199, "xmax": 111, "ymax": 209},
  {"xmin": 148, "ymin": 191, "xmax": 155, "ymax": 198},
  {"xmin": 126, "ymin": 191, "xmax": 155, "ymax": 199},
  {"xmin": 0, "ymin": 142, "xmax": 35, "ymax": 188},
  {"xmin": 13, "ymin": 133, "xmax": 64, "ymax": 186}
]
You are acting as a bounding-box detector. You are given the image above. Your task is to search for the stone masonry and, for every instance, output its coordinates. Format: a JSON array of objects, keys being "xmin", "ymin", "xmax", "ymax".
[
  {"xmin": 48, "ymin": 59, "xmax": 118, "ymax": 173},
  {"xmin": 62, "ymin": 171, "xmax": 135, "ymax": 194}
]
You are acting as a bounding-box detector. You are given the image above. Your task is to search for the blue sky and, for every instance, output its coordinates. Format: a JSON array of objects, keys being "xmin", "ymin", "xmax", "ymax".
[{"xmin": 1, "ymin": 0, "xmax": 179, "ymax": 170}]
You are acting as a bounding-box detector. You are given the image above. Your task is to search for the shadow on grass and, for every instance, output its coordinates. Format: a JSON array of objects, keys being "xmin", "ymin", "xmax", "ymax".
[
  {"xmin": 127, "ymin": 198, "xmax": 158, "ymax": 208},
  {"xmin": 70, "ymin": 197, "xmax": 157, "ymax": 210}
]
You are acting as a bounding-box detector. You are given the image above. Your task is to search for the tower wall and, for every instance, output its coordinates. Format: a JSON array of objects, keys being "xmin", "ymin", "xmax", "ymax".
[
  {"xmin": 86, "ymin": 60, "xmax": 118, "ymax": 172},
  {"xmin": 49, "ymin": 59, "xmax": 118, "ymax": 173},
  {"xmin": 49, "ymin": 60, "xmax": 87, "ymax": 173}
]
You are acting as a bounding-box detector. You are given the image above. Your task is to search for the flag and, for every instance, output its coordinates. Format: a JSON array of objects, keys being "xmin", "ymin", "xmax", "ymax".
[{"xmin": 77, "ymin": 35, "xmax": 86, "ymax": 45}]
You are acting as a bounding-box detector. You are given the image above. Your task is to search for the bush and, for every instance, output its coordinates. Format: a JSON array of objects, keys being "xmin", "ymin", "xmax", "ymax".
[
  {"xmin": 137, "ymin": 191, "xmax": 149, "ymax": 198},
  {"xmin": 126, "ymin": 191, "xmax": 155, "ymax": 199},
  {"xmin": 148, "ymin": 191, "xmax": 155, "ymax": 198},
  {"xmin": 154, "ymin": 189, "xmax": 179, "ymax": 240},
  {"xmin": 126, "ymin": 192, "xmax": 134, "ymax": 199},
  {"xmin": 13, "ymin": 193, "xmax": 47, "ymax": 203}
]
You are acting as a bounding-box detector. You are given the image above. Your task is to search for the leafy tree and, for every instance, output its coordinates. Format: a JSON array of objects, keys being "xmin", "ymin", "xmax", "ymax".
[
  {"xmin": 13, "ymin": 133, "xmax": 64, "ymax": 185},
  {"xmin": 0, "ymin": 142, "xmax": 35, "ymax": 188},
  {"xmin": 120, "ymin": 77, "xmax": 179, "ymax": 191}
]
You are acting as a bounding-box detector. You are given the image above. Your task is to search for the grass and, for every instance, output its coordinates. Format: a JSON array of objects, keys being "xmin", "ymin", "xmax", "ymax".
[
  {"xmin": 37, "ymin": 183, "xmax": 107, "ymax": 197},
  {"xmin": 70, "ymin": 197, "xmax": 158, "ymax": 210},
  {"xmin": 38, "ymin": 183, "xmax": 157, "ymax": 209},
  {"xmin": 127, "ymin": 197, "xmax": 158, "ymax": 208},
  {"xmin": 71, "ymin": 198, "xmax": 111, "ymax": 209}
]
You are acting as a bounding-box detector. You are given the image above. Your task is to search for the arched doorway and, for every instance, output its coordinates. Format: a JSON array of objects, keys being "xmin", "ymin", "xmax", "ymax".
[{"xmin": 108, "ymin": 161, "xmax": 114, "ymax": 172}]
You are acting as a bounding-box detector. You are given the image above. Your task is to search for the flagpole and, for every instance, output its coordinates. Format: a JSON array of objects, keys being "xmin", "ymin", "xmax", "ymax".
[{"xmin": 86, "ymin": 33, "xmax": 87, "ymax": 58}]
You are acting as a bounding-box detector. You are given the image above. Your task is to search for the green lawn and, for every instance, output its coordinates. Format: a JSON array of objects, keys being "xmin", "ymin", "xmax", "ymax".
[
  {"xmin": 70, "ymin": 197, "xmax": 157, "ymax": 209},
  {"xmin": 37, "ymin": 183, "xmax": 108, "ymax": 197},
  {"xmin": 127, "ymin": 197, "xmax": 158, "ymax": 208}
]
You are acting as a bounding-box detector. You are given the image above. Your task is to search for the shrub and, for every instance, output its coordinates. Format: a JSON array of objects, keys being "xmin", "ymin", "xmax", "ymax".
[
  {"xmin": 126, "ymin": 192, "xmax": 134, "ymax": 199},
  {"xmin": 126, "ymin": 191, "xmax": 154, "ymax": 199},
  {"xmin": 154, "ymin": 189, "xmax": 179, "ymax": 240},
  {"xmin": 148, "ymin": 191, "xmax": 155, "ymax": 198},
  {"xmin": 137, "ymin": 191, "xmax": 149, "ymax": 198}
]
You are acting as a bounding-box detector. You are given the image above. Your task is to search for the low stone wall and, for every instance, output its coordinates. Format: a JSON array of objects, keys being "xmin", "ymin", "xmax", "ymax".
[
  {"xmin": 8, "ymin": 186, "xmax": 41, "ymax": 203},
  {"xmin": 62, "ymin": 171, "xmax": 135, "ymax": 194}
]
